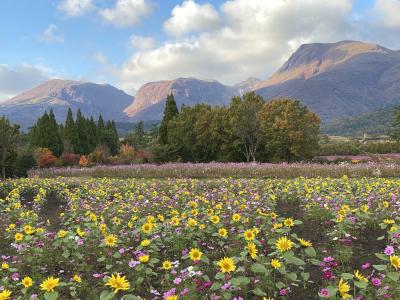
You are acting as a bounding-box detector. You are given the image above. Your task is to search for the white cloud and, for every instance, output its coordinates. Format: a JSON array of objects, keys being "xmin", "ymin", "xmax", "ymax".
[
  {"xmin": 115, "ymin": 0, "xmax": 354, "ymax": 91},
  {"xmin": 374, "ymin": 0, "xmax": 400, "ymax": 27},
  {"xmin": 40, "ymin": 24, "xmax": 64, "ymax": 43},
  {"xmin": 99, "ymin": 0, "xmax": 154, "ymax": 27},
  {"xmin": 0, "ymin": 64, "xmax": 50, "ymax": 101},
  {"xmin": 129, "ymin": 35, "xmax": 156, "ymax": 50},
  {"xmin": 164, "ymin": 0, "xmax": 220, "ymax": 37},
  {"xmin": 57, "ymin": 0, "xmax": 94, "ymax": 17}
]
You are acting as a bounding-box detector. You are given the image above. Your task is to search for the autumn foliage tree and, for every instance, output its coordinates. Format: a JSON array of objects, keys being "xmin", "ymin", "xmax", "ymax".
[{"xmin": 258, "ymin": 98, "xmax": 320, "ymax": 162}]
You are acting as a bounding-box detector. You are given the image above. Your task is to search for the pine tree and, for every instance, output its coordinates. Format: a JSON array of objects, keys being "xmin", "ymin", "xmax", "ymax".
[
  {"xmin": 159, "ymin": 93, "xmax": 178, "ymax": 144},
  {"xmin": 64, "ymin": 108, "xmax": 78, "ymax": 152},
  {"xmin": 48, "ymin": 110, "xmax": 64, "ymax": 156}
]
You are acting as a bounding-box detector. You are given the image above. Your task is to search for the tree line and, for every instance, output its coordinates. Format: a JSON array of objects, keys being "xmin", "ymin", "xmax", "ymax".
[{"xmin": 154, "ymin": 92, "xmax": 321, "ymax": 163}]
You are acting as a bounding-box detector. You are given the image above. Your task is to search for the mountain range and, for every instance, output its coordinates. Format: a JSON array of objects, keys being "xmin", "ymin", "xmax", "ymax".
[{"xmin": 1, "ymin": 40, "xmax": 399, "ymax": 131}]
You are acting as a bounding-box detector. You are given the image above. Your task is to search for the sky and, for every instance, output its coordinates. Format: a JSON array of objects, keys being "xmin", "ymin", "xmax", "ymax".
[{"xmin": 1, "ymin": 0, "xmax": 400, "ymax": 101}]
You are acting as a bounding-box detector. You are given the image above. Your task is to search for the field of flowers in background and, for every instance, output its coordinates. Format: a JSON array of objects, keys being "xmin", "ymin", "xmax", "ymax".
[{"xmin": 1, "ymin": 177, "xmax": 400, "ymax": 299}]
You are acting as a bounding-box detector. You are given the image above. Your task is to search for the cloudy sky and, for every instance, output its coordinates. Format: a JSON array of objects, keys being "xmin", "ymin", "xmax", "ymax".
[{"xmin": 1, "ymin": 0, "xmax": 400, "ymax": 100}]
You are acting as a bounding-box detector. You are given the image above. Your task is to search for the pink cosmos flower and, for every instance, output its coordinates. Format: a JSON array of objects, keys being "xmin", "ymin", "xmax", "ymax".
[
  {"xmin": 319, "ymin": 288, "xmax": 330, "ymax": 297},
  {"xmin": 384, "ymin": 246, "xmax": 394, "ymax": 256}
]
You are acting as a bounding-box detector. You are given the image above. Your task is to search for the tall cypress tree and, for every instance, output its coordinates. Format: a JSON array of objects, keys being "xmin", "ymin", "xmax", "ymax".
[
  {"xmin": 159, "ymin": 93, "xmax": 178, "ymax": 144},
  {"xmin": 64, "ymin": 108, "xmax": 78, "ymax": 152},
  {"xmin": 48, "ymin": 110, "xmax": 64, "ymax": 156},
  {"xmin": 87, "ymin": 116, "xmax": 98, "ymax": 153},
  {"xmin": 97, "ymin": 114, "xmax": 105, "ymax": 144},
  {"xmin": 75, "ymin": 109, "xmax": 89, "ymax": 154}
]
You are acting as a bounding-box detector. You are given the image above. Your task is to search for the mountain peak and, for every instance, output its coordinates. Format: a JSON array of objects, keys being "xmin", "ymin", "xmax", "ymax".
[{"xmin": 263, "ymin": 40, "xmax": 393, "ymax": 87}]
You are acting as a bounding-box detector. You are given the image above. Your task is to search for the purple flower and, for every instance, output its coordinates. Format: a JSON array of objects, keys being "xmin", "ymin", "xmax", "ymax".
[
  {"xmin": 128, "ymin": 259, "xmax": 140, "ymax": 268},
  {"xmin": 384, "ymin": 246, "xmax": 394, "ymax": 256},
  {"xmin": 11, "ymin": 273, "xmax": 20, "ymax": 281},
  {"xmin": 279, "ymin": 288, "xmax": 288, "ymax": 296},
  {"xmin": 371, "ymin": 278, "xmax": 382, "ymax": 287},
  {"xmin": 221, "ymin": 282, "xmax": 231, "ymax": 290},
  {"xmin": 319, "ymin": 288, "xmax": 330, "ymax": 297},
  {"xmin": 30, "ymin": 294, "xmax": 38, "ymax": 299},
  {"xmin": 180, "ymin": 288, "xmax": 189, "ymax": 296}
]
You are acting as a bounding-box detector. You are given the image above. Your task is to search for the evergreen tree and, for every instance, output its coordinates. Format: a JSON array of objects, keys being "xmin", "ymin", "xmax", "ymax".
[
  {"xmin": 159, "ymin": 93, "xmax": 178, "ymax": 144},
  {"xmin": 30, "ymin": 111, "xmax": 63, "ymax": 157},
  {"xmin": 86, "ymin": 117, "xmax": 98, "ymax": 153},
  {"xmin": 390, "ymin": 106, "xmax": 400, "ymax": 141},
  {"xmin": 0, "ymin": 117, "xmax": 20, "ymax": 179},
  {"xmin": 103, "ymin": 120, "xmax": 119, "ymax": 155},
  {"xmin": 64, "ymin": 108, "xmax": 78, "ymax": 152},
  {"xmin": 97, "ymin": 114, "xmax": 105, "ymax": 143},
  {"xmin": 75, "ymin": 109, "xmax": 90, "ymax": 154}
]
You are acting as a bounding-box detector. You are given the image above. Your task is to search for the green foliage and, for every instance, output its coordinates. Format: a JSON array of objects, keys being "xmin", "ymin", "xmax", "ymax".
[
  {"xmin": 390, "ymin": 106, "xmax": 400, "ymax": 141},
  {"xmin": 258, "ymin": 98, "xmax": 320, "ymax": 162}
]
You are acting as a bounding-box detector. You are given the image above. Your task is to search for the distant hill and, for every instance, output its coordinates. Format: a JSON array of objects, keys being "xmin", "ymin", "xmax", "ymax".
[
  {"xmin": 254, "ymin": 40, "xmax": 400, "ymax": 122},
  {"xmin": 321, "ymin": 108, "xmax": 393, "ymax": 137},
  {"xmin": 0, "ymin": 79, "xmax": 133, "ymax": 129},
  {"xmin": 123, "ymin": 77, "xmax": 236, "ymax": 121}
]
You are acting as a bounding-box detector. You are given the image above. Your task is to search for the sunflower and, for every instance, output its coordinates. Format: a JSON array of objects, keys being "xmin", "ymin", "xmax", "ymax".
[
  {"xmin": 218, "ymin": 228, "xmax": 228, "ymax": 237},
  {"xmin": 246, "ymin": 242, "xmax": 258, "ymax": 259},
  {"xmin": 1, "ymin": 263, "xmax": 9, "ymax": 270},
  {"xmin": 298, "ymin": 238, "xmax": 312, "ymax": 247},
  {"xmin": 141, "ymin": 239, "xmax": 151, "ymax": 247},
  {"xmin": 218, "ymin": 257, "xmax": 236, "ymax": 273},
  {"xmin": 273, "ymin": 223, "xmax": 283, "ymax": 230},
  {"xmin": 271, "ymin": 259, "xmax": 282, "ymax": 269},
  {"xmin": 21, "ymin": 276, "xmax": 33, "ymax": 288},
  {"xmin": 165, "ymin": 295, "xmax": 179, "ymax": 300},
  {"xmin": 139, "ymin": 255, "xmax": 150, "ymax": 263},
  {"xmin": 275, "ymin": 237, "xmax": 294, "ymax": 252},
  {"xmin": 232, "ymin": 213, "xmax": 241, "ymax": 222},
  {"xmin": 243, "ymin": 229, "xmax": 255, "ymax": 241},
  {"xmin": 354, "ymin": 270, "xmax": 368, "ymax": 283},
  {"xmin": 40, "ymin": 276, "xmax": 60, "ymax": 292},
  {"xmin": 142, "ymin": 222, "xmax": 153, "ymax": 233},
  {"xmin": 0, "ymin": 290, "xmax": 11, "ymax": 300},
  {"xmin": 283, "ymin": 218, "xmax": 294, "ymax": 227},
  {"xmin": 73, "ymin": 275, "xmax": 82, "ymax": 283},
  {"xmin": 187, "ymin": 218, "xmax": 197, "ymax": 227},
  {"xmin": 338, "ymin": 278, "xmax": 351, "ymax": 299},
  {"xmin": 14, "ymin": 233, "xmax": 23, "ymax": 241},
  {"xmin": 210, "ymin": 215, "xmax": 220, "ymax": 224},
  {"xmin": 105, "ymin": 273, "xmax": 130, "ymax": 294},
  {"xmin": 162, "ymin": 260, "xmax": 173, "ymax": 270},
  {"xmin": 57, "ymin": 229, "xmax": 68, "ymax": 239},
  {"xmin": 390, "ymin": 255, "xmax": 400, "ymax": 270},
  {"xmin": 189, "ymin": 248, "xmax": 203, "ymax": 261},
  {"xmin": 104, "ymin": 234, "xmax": 117, "ymax": 247}
]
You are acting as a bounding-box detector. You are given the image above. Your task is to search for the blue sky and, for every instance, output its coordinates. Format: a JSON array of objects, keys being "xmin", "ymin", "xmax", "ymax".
[{"xmin": 1, "ymin": 0, "xmax": 400, "ymax": 100}]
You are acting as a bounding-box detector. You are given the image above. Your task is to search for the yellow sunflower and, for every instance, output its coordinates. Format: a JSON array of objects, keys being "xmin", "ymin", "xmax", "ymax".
[
  {"xmin": 271, "ymin": 259, "xmax": 282, "ymax": 269},
  {"xmin": 390, "ymin": 255, "xmax": 400, "ymax": 270},
  {"xmin": 21, "ymin": 276, "xmax": 33, "ymax": 288},
  {"xmin": 162, "ymin": 260, "xmax": 173, "ymax": 270},
  {"xmin": 0, "ymin": 290, "xmax": 12, "ymax": 300},
  {"xmin": 189, "ymin": 248, "xmax": 203, "ymax": 261},
  {"xmin": 275, "ymin": 236, "xmax": 294, "ymax": 253},
  {"xmin": 218, "ymin": 228, "xmax": 228, "ymax": 237},
  {"xmin": 40, "ymin": 276, "xmax": 60, "ymax": 292},
  {"xmin": 105, "ymin": 273, "xmax": 130, "ymax": 294},
  {"xmin": 338, "ymin": 278, "xmax": 351, "ymax": 299},
  {"xmin": 104, "ymin": 234, "xmax": 117, "ymax": 247},
  {"xmin": 243, "ymin": 229, "xmax": 255, "ymax": 241},
  {"xmin": 246, "ymin": 242, "xmax": 258, "ymax": 259},
  {"xmin": 218, "ymin": 257, "xmax": 236, "ymax": 273}
]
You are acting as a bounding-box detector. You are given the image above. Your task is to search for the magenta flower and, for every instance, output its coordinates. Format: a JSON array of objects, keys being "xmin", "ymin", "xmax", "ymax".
[
  {"xmin": 361, "ymin": 262, "xmax": 371, "ymax": 269},
  {"xmin": 324, "ymin": 256, "xmax": 335, "ymax": 263},
  {"xmin": 371, "ymin": 278, "xmax": 382, "ymax": 287},
  {"xmin": 279, "ymin": 288, "xmax": 288, "ymax": 296}
]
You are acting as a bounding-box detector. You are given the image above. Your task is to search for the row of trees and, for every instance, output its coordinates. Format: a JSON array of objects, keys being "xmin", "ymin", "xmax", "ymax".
[
  {"xmin": 155, "ymin": 93, "xmax": 321, "ymax": 162},
  {"xmin": 30, "ymin": 109, "xmax": 120, "ymax": 156}
]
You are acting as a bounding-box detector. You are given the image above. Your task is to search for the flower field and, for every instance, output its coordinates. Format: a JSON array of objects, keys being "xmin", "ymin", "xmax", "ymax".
[{"xmin": 1, "ymin": 177, "xmax": 400, "ymax": 299}]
